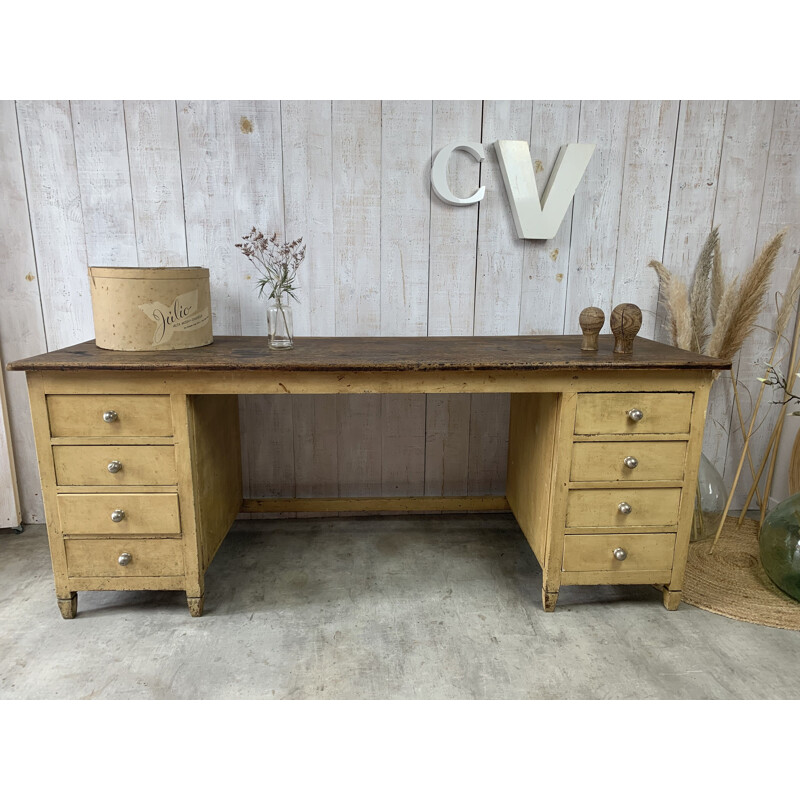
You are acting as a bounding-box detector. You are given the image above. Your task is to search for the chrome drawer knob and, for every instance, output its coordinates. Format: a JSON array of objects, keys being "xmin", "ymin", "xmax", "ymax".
[
  {"xmin": 627, "ymin": 408, "xmax": 644, "ymax": 422},
  {"xmin": 613, "ymin": 547, "xmax": 628, "ymax": 561},
  {"xmin": 618, "ymin": 502, "xmax": 632, "ymax": 514},
  {"xmin": 118, "ymin": 552, "xmax": 132, "ymax": 566},
  {"xmin": 623, "ymin": 456, "xmax": 639, "ymax": 470},
  {"xmin": 103, "ymin": 410, "xmax": 118, "ymax": 423},
  {"xmin": 110, "ymin": 509, "xmax": 125, "ymax": 523},
  {"xmin": 107, "ymin": 460, "xmax": 123, "ymax": 473}
]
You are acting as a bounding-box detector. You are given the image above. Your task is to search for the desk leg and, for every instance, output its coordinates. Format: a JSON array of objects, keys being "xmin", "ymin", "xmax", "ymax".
[
  {"xmin": 57, "ymin": 592, "xmax": 77, "ymax": 619},
  {"xmin": 187, "ymin": 594, "xmax": 205, "ymax": 617},
  {"xmin": 542, "ymin": 587, "xmax": 559, "ymax": 612},
  {"xmin": 662, "ymin": 588, "xmax": 682, "ymax": 611}
]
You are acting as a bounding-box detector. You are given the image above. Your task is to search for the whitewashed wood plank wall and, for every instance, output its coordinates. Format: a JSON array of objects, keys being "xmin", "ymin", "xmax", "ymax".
[{"xmin": 1, "ymin": 100, "xmax": 798, "ymax": 524}]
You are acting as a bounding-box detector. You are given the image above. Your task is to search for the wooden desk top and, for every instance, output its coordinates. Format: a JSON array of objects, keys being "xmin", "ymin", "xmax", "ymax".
[{"xmin": 8, "ymin": 335, "xmax": 730, "ymax": 373}]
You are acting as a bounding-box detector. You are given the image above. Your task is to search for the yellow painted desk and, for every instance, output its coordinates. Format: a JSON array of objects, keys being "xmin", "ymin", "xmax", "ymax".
[{"xmin": 8, "ymin": 335, "xmax": 729, "ymax": 618}]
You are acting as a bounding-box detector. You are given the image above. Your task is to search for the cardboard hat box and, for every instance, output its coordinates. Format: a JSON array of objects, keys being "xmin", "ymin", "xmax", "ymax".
[{"xmin": 89, "ymin": 267, "xmax": 213, "ymax": 351}]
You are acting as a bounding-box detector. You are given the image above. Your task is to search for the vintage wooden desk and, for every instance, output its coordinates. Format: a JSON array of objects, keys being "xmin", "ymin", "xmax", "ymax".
[{"xmin": 8, "ymin": 335, "xmax": 729, "ymax": 619}]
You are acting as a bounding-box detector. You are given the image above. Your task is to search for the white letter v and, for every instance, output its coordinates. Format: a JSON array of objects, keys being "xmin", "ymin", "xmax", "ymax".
[{"xmin": 495, "ymin": 140, "xmax": 595, "ymax": 240}]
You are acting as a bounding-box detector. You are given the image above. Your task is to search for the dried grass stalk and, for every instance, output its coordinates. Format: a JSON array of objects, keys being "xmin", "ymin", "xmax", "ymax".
[
  {"xmin": 689, "ymin": 227, "xmax": 719, "ymax": 351},
  {"xmin": 650, "ymin": 259, "xmax": 694, "ymax": 350},
  {"xmin": 711, "ymin": 235, "xmax": 724, "ymax": 324},
  {"xmin": 707, "ymin": 276, "xmax": 740, "ymax": 357},
  {"xmin": 775, "ymin": 251, "xmax": 800, "ymax": 339},
  {"xmin": 710, "ymin": 230, "xmax": 785, "ymax": 361}
]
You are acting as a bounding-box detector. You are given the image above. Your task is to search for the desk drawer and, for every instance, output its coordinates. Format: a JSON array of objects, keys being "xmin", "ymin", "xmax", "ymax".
[
  {"xmin": 65, "ymin": 537, "xmax": 184, "ymax": 578},
  {"xmin": 566, "ymin": 488, "xmax": 681, "ymax": 528},
  {"xmin": 58, "ymin": 493, "xmax": 180, "ymax": 535},
  {"xmin": 574, "ymin": 392, "xmax": 693, "ymax": 435},
  {"xmin": 53, "ymin": 445, "xmax": 177, "ymax": 486},
  {"xmin": 570, "ymin": 441, "xmax": 687, "ymax": 482},
  {"xmin": 563, "ymin": 533, "xmax": 676, "ymax": 572},
  {"xmin": 47, "ymin": 394, "xmax": 172, "ymax": 438}
]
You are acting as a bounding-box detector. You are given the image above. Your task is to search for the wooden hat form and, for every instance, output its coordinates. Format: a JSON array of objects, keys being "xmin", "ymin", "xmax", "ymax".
[
  {"xmin": 610, "ymin": 303, "xmax": 642, "ymax": 354},
  {"xmin": 579, "ymin": 307, "xmax": 605, "ymax": 351}
]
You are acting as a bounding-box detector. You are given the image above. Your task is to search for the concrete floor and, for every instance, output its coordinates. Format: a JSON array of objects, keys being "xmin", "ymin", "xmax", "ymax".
[{"xmin": 2, "ymin": 514, "xmax": 799, "ymax": 699}]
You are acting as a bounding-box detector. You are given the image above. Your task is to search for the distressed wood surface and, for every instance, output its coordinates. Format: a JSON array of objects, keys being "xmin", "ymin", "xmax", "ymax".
[
  {"xmin": 611, "ymin": 100, "xmax": 679, "ymax": 337},
  {"xmin": 522, "ymin": 101, "xmax": 581, "ymax": 336},
  {"xmin": 71, "ymin": 100, "xmax": 138, "ymax": 266},
  {"xmin": 332, "ymin": 101, "xmax": 382, "ymax": 502},
  {"xmin": 8, "ymin": 335, "xmax": 730, "ymax": 372},
  {"xmin": 0, "ymin": 100, "xmax": 48, "ymax": 521},
  {"xmin": 0, "ymin": 367, "xmax": 21, "ymax": 526},
  {"xmin": 124, "ymin": 101, "xmax": 188, "ymax": 267},
  {"xmin": 228, "ymin": 101, "xmax": 292, "ymax": 508},
  {"xmin": 725, "ymin": 101, "xmax": 800, "ymax": 506},
  {"xmin": 426, "ymin": 100, "xmax": 483, "ymax": 498},
  {"xmin": 2, "ymin": 100, "xmax": 796, "ymax": 524},
  {"xmin": 704, "ymin": 101, "xmax": 775, "ymax": 470},
  {"xmin": 564, "ymin": 101, "xmax": 630, "ymax": 326}
]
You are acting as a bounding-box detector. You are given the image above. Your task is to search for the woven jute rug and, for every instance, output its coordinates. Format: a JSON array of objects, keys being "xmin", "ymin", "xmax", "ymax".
[{"xmin": 683, "ymin": 517, "xmax": 800, "ymax": 630}]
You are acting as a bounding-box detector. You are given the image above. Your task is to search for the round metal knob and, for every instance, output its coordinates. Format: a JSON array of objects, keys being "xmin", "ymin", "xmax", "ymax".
[
  {"xmin": 613, "ymin": 547, "xmax": 628, "ymax": 561},
  {"xmin": 627, "ymin": 408, "xmax": 644, "ymax": 422},
  {"xmin": 623, "ymin": 456, "xmax": 639, "ymax": 470},
  {"xmin": 618, "ymin": 502, "xmax": 632, "ymax": 515},
  {"xmin": 118, "ymin": 552, "xmax": 132, "ymax": 566},
  {"xmin": 107, "ymin": 460, "xmax": 123, "ymax": 473},
  {"xmin": 103, "ymin": 410, "xmax": 118, "ymax": 423},
  {"xmin": 110, "ymin": 509, "xmax": 125, "ymax": 523}
]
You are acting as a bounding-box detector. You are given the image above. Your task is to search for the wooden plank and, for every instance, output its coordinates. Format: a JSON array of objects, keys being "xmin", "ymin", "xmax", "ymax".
[
  {"xmin": 0, "ymin": 100, "xmax": 48, "ymax": 522},
  {"xmin": 332, "ymin": 101, "xmax": 382, "ymax": 502},
  {"xmin": 177, "ymin": 100, "xmax": 241, "ymax": 336},
  {"xmin": 332, "ymin": 100, "xmax": 382, "ymax": 337},
  {"xmin": 520, "ymin": 101, "xmax": 581, "ymax": 335},
  {"xmin": 10, "ymin": 335, "xmax": 730, "ymax": 373},
  {"xmin": 704, "ymin": 101, "xmax": 774, "ymax": 472},
  {"xmin": 123, "ymin": 100, "xmax": 188, "ymax": 267},
  {"xmin": 380, "ymin": 101, "xmax": 432, "ymax": 500},
  {"xmin": 71, "ymin": 100, "xmax": 137, "ymax": 266},
  {"xmin": 188, "ymin": 394, "xmax": 241, "ymax": 572},
  {"xmin": 241, "ymin": 496, "xmax": 510, "ymax": 513},
  {"xmin": 281, "ymin": 101, "xmax": 338, "ymax": 506},
  {"xmin": 281, "ymin": 100, "xmax": 335, "ymax": 337},
  {"xmin": 474, "ymin": 100, "xmax": 531, "ymax": 335},
  {"xmin": 726, "ymin": 100, "xmax": 800, "ymax": 507},
  {"xmin": 658, "ymin": 100, "xmax": 727, "ymax": 340},
  {"xmin": 611, "ymin": 100, "xmax": 680, "ymax": 338},
  {"xmin": 292, "ymin": 395, "xmax": 339, "ymax": 498},
  {"xmin": 26, "ymin": 372, "xmax": 72, "ymax": 607},
  {"xmin": 506, "ymin": 392, "xmax": 560, "ymax": 563},
  {"xmin": 16, "ymin": 100, "xmax": 93, "ymax": 349},
  {"xmin": 426, "ymin": 101, "xmax": 481, "ymax": 500},
  {"xmin": 470, "ymin": 102, "xmax": 533, "ymax": 497},
  {"xmin": 428, "ymin": 100, "xmax": 482, "ymax": 337},
  {"xmin": 563, "ymin": 100, "xmax": 630, "ymax": 328},
  {"xmin": 32, "ymin": 366, "xmax": 717, "ymax": 398},
  {"xmin": 229, "ymin": 100, "xmax": 292, "ymax": 510},
  {"xmin": 424, "ymin": 394, "xmax": 471, "ymax": 497},
  {"xmin": 381, "ymin": 100, "xmax": 432, "ymax": 336},
  {"xmin": 0, "ymin": 367, "xmax": 21, "ymax": 526}
]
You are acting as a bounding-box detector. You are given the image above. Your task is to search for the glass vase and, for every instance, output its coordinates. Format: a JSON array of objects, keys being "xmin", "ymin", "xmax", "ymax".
[
  {"xmin": 267, "ymin": 297, "xmax": 293, "ymax": 350},
  {"xmin": 759, "ymin": 494, "xmax": 800, "ymax": 602},
  {"xmin": 691, "ymin": 453, "xmax": 728, "ymax": 542}
]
